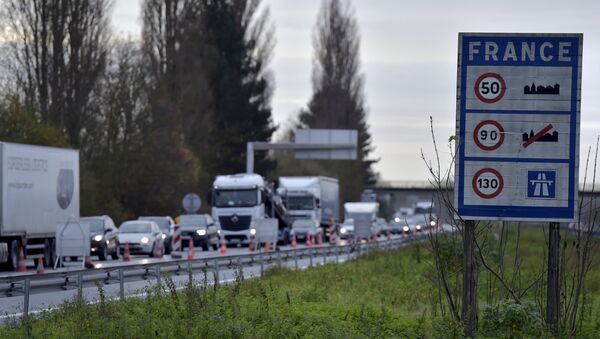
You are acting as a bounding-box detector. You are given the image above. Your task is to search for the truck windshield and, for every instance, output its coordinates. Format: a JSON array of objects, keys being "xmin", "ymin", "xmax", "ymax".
[
  {"xmin": 214, "ymin": 189, "xmax": 258, "ymax": 207},
  {"xmin": 287, "ymin": 196, "xmax": 314, "ymax": 210}
]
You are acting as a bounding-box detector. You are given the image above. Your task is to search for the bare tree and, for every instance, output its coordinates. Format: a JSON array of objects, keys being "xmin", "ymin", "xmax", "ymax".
[{"xmin": 0, "ymin": 0, "xmax": 111, "ymax": 147}]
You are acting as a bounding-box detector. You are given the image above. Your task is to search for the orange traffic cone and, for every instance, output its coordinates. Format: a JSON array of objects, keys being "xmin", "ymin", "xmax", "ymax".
[
  {"xmin": 318, "ymin": 232, "xmax": 324, "ymax": 246},
  {"xmin": 187, "ymin": 237, "xmax": 194, "ymax": 260},
  {"xmin": 16, "ymin": 246, "xmax": 27, "ymax": 272},
  {"xmin": 219, "ymin": 234, "xmax": 228, "ymax": 255},
  {"xmin": 306, "ymin": 234, "xmax": 313, "ymax": 247},
  {"xmin": 263, "ymin": 241, "xmax": 270, "ymax": 253},
  {"xmin": 153, "ymin": 240, "xmax": 163, "ymax": 258},
  {"xmin": 84, "ymin": 255, "xmax": 94, "ymax": 269},
  {"xmin": 290, "ymin": 233, "xmax": 297, "ymax": 248},
  {"xmin": 36, "ymin": 257, "xmax": 44, "ymax": 275},
  {"xmin": 248, "ymin": 235, "xmax": 256, "ymax": 252},
  {"xmin": 387, "ymin": 230, "xmax": 392, "ymax": 241},
  {"xmin": 122, "ymin": 242, "xmax": 131, "ymax": 262}
]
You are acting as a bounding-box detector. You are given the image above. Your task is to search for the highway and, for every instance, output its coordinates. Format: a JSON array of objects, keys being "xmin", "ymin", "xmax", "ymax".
[{"xmin": 0, "ymin": 231, "xmax": 441, "ymax": 322}]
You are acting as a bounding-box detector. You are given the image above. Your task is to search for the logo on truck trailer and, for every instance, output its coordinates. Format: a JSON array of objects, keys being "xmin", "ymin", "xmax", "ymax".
[{"xmin": 56, "ymin": 169, "xmax": 75, "ymax": 209}]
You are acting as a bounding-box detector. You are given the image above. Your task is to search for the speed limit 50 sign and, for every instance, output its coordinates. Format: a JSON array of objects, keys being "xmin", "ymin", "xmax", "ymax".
[{"xmin": 454, "ymin": 33, "xmax": 582, "ymax": 221}]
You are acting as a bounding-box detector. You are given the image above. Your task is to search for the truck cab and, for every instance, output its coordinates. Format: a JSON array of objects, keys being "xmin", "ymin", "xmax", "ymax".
[{"xmin": 210, "ymin": 174, "xmax": 267, "ymax": 246}]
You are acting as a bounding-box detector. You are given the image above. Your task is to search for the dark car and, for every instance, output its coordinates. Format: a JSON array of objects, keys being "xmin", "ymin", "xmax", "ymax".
[
  {"xmin": 177, "ymin": 214, "xmax": 220, "ymax": 251},
  {"xmin": 81, "ymin": 216, "xmax": 120, "ymax": 260},
  {"xmin": 138, "ymin": 216, "xmax": 175, "ymax": 254}
]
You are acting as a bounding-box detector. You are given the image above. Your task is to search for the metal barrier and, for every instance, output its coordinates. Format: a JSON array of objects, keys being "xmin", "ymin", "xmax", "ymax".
[{"xmin": 1, "ymin": 233, "xmax": 433, "ymax": 317}]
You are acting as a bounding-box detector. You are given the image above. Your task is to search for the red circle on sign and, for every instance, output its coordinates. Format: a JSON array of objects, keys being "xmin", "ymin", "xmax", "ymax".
[
  {"xmin": 474, "ymin": 72, "xmax": 507, "ymax": 103},
  {"xmin": 473, "ymin": 120, "xmax": 505, "ymax": 151},
  {"xmin": 472, "ymin": 168, "xmax": 504, "ymax": 199}
]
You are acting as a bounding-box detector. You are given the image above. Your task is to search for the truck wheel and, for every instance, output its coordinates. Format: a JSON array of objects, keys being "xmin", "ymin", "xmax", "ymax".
[
  {"xmin": 8, "ymin": 240, "xmax": 20, "ymax": 271},
  {"xmin": 43, "ymin": 239, "xmax": 52, "ymax": 267}
]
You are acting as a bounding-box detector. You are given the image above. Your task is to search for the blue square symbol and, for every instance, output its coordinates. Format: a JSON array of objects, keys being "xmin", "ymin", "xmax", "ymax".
[{"xmin": 527, "ymin": 170, "xmax": 556, "ymax": 199}]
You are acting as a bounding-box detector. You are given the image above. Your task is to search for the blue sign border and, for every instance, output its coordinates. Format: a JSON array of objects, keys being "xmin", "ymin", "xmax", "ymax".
[{"xmin": 456, "ymin": 33, "xmax": 581, "ymax": 221}]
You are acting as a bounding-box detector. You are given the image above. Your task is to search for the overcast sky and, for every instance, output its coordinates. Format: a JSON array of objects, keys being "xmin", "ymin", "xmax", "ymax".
[{"xmin": 112, "ymin": 0, "xmax": 600, "ymax": 183}]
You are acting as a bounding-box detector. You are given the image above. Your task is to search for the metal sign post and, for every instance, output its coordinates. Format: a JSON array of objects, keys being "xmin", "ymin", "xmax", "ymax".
[{"xmin": 454, "ymin": 33, "xmax": 582, "ymax": 335}]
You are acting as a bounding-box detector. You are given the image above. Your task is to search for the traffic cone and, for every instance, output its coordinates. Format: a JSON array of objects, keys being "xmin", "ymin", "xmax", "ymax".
[
  {"xmin": 318, "ymin": 232, "xmax": 324, "ymax": 246},
  {"xmin": 306, "ymin": 234, "xmax": 313, "ymax": 247},
  {"xmin": 16, "ymin": 246, "xmax": 27, "ymax": 272},
  {"xmin": 36, "ymin": 257, "xmax": 44, "ymax": 275},
  {"xmin": 154, "ymin": 239, "xmax": 163, "ymax": 258},
  {"xmin": 387, "ymin": 230, "xmax": 392, "ymax": 241},
  {"xmin": 219, "ymin": 233, "xmax": 228, "ymax": 255},
  {"xmin": 248, "ymin": 235, "xmax": 255, "ymax": 252},
  {"xmin": 84, "ymin": 255, "xmax": 94, "ymax": 269},
  {"xmin": 290, "ymin": 233, "xmax": 297, "ymax": 248},
  {"xmin": 187, "ymin": 237, "xmax": 194, "ymax": 260},
  {"xmin": 263, "ymin": 241, "xmax": 270, "ymax": 253},
  {"xmin": 122, "ymin": 242, "xmax": 131, "ymax": 262}
]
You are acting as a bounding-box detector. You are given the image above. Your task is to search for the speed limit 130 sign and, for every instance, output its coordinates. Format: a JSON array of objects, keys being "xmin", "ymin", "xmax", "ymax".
[{"xmin": 454, "ymin": 33, "xmax": 582, "ymax": 222}]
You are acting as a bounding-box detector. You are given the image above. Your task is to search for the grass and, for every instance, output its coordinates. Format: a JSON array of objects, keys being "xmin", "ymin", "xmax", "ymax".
[{"xmin": 1, "ymin": 227, "xmax": 600, "ymax": 338}]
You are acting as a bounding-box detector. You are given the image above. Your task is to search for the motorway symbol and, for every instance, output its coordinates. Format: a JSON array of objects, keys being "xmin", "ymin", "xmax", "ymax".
[
  {"xmin": 473, "ymin": 120, "xmax": 505, "ymax": 151},
  {"xmin": 524, "ymin": 82, "xmax": 560, "ymax": 95},
  {"xmin": 474, "ymin": 72, "xmax": 506, "ymax": 103},
  {"xmin": 522, "ymin": 124, "xmax": 555, "ymax": 148},
  {"xmin": 528, "ymin": 170, "xmax": 556, "ymax": 199},
  {"xmin": 472, "ymin": 168, "xmax": 504, "ymax": 199}
]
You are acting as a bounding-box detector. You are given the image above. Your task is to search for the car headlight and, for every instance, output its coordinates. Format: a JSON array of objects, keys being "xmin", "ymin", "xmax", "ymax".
[
  {"xmin": 250, "ymin": 228, "xmax": 257, "ymax": 235},
  {"xmin": 196, "ymin": 229, "xmax": 206, "ymax": 236},
  {"xmin": 141, "ymin": 236, "xmax": 149, "ymax": 244},
  {"xmin": 394, "ymin": 217, "xmax": 400, "ymax": 222},
  {"xmin": 161, "ymin": 233, "xmax": 167, "ymax": 239},
  {"xmin": 340, "ymin": 227, "xmax": 347, "ymax": 234},
  {"xmin": 416, "ymin": 224, "xmax": 422, "ymax": 230},
  {"xmin": 93, "ymin": 234, "xmax": 103, "ymax": 242},
  {"xmin": 430, "ymin": 220, "xmax": 436, "ymax": 227},
  {"xmin": 403, "ymin": 226, "xmax": 409, "ymax": 232}
]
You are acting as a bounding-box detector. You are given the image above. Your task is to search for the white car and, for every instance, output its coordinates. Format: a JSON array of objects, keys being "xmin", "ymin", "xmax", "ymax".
[
  {"xmin": 118, "ymin": 220, "xmax": 165, "ymax": 257},
  {"xmin": 290, "ymin": 219, "xmax": 323, "ymax": 243},
  {"xmin": 339, "ymin": 219, "xmax": 355, "ymax": 240}
]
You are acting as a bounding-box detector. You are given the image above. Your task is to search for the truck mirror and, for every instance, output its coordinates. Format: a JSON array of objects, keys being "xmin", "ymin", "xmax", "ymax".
[{"xmin": 315, "ymin": 198, "xmax": 321, "ymax": 208}]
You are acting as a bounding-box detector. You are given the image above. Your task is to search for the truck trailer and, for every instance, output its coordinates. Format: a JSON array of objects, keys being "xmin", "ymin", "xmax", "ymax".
[
  {"xmin": 0, "ymin": 142, "xmax": 79, "ymax": 270},
  {"xmin": 344, "ymin": 202, "xmax": 379, "ymax": 241}
]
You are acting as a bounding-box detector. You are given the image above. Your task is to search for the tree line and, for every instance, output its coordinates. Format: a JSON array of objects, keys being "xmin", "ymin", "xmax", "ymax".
[{"xmin": 0, "ymin": 0, "xmax": 376, "ymax": 222}]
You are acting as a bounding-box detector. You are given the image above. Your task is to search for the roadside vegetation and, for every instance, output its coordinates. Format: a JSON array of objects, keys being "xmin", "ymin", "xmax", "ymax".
[{"xmin": 2, "ymin": 227, "xmax": 600, "ymax": 338}]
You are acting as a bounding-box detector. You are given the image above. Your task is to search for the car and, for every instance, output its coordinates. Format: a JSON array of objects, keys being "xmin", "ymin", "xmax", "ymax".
[
  {"xmin": 339, "ymin": 219, "xmax": 355, "ymax": 240},
  {"xmin": 376, "ymin": 217, "xmax": 390, "ymax": 236},
  {"xmin": 138, "ymin": 216, "xmax": 175, "ymax": 254},
  {"xmin": 81, "ymin": 216, "xmax": 120, "ymax": 261},
  {"xmin": 176, "ymin": 214, "xmax": 220, "ymax": 251},
  {"xmin": 290, "ymin": 219, "xmax": 323, "ymax": 243},
  {"xmin": 117, "ymin": 220, "xmax": 165, "ymax": 257}
]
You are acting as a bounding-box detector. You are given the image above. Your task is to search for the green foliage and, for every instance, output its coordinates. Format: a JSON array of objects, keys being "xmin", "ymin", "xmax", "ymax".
[
  {"xmin": 479, "ymin": 300, "xmax": 545, "ymax": 338},
  {"xmin": 0, "ymin": 99, "xmax": 69, "ymax": 147},
  {"xmin": 1, "ymin": 230, "xmax": 600, "ymax": 338}
]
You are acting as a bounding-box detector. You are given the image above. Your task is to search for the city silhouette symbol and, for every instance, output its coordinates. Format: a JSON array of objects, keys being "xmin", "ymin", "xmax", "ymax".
[{"xmin": 523, "ymin": 82, "xmax": 560, "ymax": 95}]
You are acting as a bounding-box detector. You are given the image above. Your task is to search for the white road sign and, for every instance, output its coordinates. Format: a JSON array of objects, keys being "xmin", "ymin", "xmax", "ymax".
[{"xmin": 455, "ymin": 33, "xmax": 582, "ymax": 221}]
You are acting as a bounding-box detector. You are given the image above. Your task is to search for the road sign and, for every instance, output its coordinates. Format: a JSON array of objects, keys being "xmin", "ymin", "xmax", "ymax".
[
  {"xmin": 294, "ymin": 129, "xmax": 358, "ymax": 160},
  {"xmin": 455, "ymin": 33, "xmax": 582, "ymax": 221},
  {"xmin": 182, "ymin": 193, "xmax": 201, "ymax": 214}
]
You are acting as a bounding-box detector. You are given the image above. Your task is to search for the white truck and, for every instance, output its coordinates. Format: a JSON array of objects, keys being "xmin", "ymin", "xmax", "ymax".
[
  {"xmin": 210, "ymin": 173, "xmax": 270, "ymax": 246},
  {"xmin": 0, "ymin": 142, "xmax": 79, "ymax": 270},
  {"xmin": 277, "ymin": 176, "xmax": 339, "ymax": 228},
  {"xmin": 344, "ymin": 202, "xmax": 379, "ymax": 241}
]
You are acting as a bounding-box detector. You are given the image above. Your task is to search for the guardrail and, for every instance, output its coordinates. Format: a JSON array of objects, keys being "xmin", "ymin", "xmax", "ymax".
[{"xmin": 1, "ymin": 234, "xmax": 430, "ymax": 317}]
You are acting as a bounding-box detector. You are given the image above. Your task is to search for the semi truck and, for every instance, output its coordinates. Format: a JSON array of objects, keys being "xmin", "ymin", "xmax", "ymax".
[
  {"xmin": 277, "ymin": 176, "xmax": 339, "ymax": 228},
  {"xmin": 344, "ymin": 202, "xmax": 379, "ymax": 241},
  {"xmin": 211, "ymin": 173, "xmax": 281, "ymax": 246},
  {"xmin": 0, "ymin": 142, "xmax": 79, "ymax": 270}
]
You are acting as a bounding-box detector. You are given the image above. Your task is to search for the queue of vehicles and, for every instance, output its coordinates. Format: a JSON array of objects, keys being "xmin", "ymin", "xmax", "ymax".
[{"xmin": 0, "ymin": 141, "xmax": 435, "ymax": 271}]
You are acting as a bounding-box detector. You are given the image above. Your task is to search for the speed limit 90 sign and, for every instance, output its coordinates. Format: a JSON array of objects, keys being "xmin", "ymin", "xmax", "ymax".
[{"xmin": 474, "ymin": 73, "xmax": 506, "ymax": 103}]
